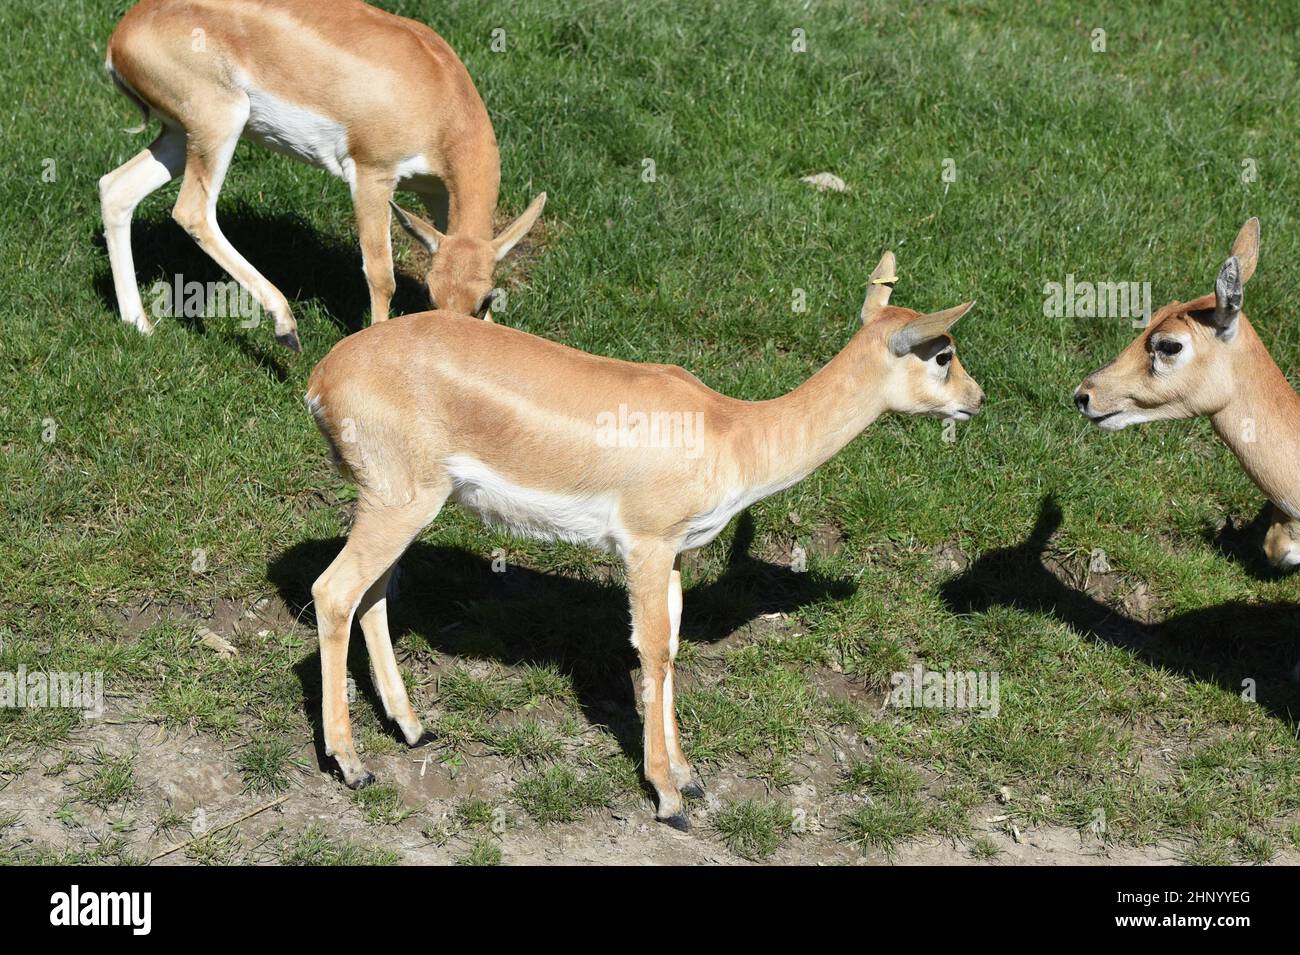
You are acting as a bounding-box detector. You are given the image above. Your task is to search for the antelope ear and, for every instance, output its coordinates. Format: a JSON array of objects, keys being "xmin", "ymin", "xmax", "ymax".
[
  {"xmin": 390, "ymin": 200, "xmax": 444, "ymax": 254},
  {"xmin": 888, "ymin": 301, "xmax": 974, "ymax": 356},
  {"xmin": 1213, "ymin": 256, "xmax": 1243, "ymax": 335},
  {"xmin": 1229, "ymin": 217, "xmax": 1259, "ymax": 284},
  {"xmin": 861, "ymin": 250, "xmax": 898, "ymax": 323},
  {"xmin": 492, "ymin": 192, "xmax": 547, "ymax": 262}
]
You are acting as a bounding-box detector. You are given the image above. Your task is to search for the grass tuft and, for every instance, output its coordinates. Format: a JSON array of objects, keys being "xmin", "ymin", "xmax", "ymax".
[
  {"xmin": 237, "ymin": 739, "xmax": 299, "ymax": 794},
  {"xmin": 714, "ymin": 799, "xmax": 792, "ymax": 861},
  {"xmin": 279, "ymin": 825, "xmax": 401, "ymax": 866},
  {"xmin": 72, "ymin": 748, "xmax": 137, "ymax": 810},
  {"xmin": 457, "ymin": 838, "xmax": 503, "ymax": 866},
  {"xmin": 512, "ymin": 766, "xmax": 614, "ymax": 825}
]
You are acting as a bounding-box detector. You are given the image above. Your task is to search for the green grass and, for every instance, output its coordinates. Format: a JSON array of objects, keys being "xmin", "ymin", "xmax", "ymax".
[
  {"xmin": 839, "ymin": 755, "xmax": 961, "ymax": 853},
  {"xmin": 9, "ymin": 836, "xmax": 140, "ymax": 866},
  {"xmin": 185, "ymin": 830, "xmax": 245, "ymax": 866},
  {"xmin": 352, "ymin": 784, "xmax": 415, "ymax": 826},
  {"xmin": 512, "ymin": 766, "xmax": 615, "ymax": 824},
  {"xmin": 72, "ymin": 748, "xmax": 137, "ymax": 810},
  {"xmin": 237, "ymin": 739, "xmax": 299, "ymax": 794},
  {"xmin": 278, "ymin": 825, "xmax": 401, "ymax": 866},
  {"xmin": 457, "ymin": 838, "xmax": 504, "ymax": 866},
  {"xmin": 484, "ymin": 719, "xmax": 567, "ymax": 765},
  {"xmin": 457, "ymin": 797, "xmax": 504, "ymax": 831},
  {"xmin": 714, "ymin": 799, "xmax": 793, "ymax": 861},
  {"xmin": 1, "ymin": 0, "xmax": 1299, "ymax": 863},
  {"xmin": 438, "ymin": 668, "xmax": 531, "ymax": 719},
  {"xmin": 153, "ymin": 803, "xmax": 186, "ymax": 837}
]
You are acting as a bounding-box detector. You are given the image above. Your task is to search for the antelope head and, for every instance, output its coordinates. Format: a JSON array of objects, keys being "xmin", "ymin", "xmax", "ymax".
[
  {"xmin": 1074, "ymin": 218, "xmax": 1260, "ymax": 430},
  {"xmin": 861, "ymin": 251, "xmax": 984, "ymax": 421},
  {"xmin": 391, "ymin": 192, "xmax": 547, "ymax": 320}
]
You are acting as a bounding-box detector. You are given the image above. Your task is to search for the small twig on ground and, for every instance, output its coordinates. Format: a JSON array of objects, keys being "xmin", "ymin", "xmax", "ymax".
[{"xmin": 148, "ymin": 794, "xmax": 290, "ymax": 863}]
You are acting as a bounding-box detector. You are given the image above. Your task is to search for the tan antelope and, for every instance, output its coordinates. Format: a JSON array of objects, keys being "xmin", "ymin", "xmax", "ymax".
[
  {"xmin": 1075, "ymin": 218, "xmax": 1300, "ymax": 569},
  {"xmin": 304, "ymin": 251, "xmax": 985, "ymax": 826},
  {"xmin": 100, "ymin": 0, "xmax": 546, "ymax": 350}
]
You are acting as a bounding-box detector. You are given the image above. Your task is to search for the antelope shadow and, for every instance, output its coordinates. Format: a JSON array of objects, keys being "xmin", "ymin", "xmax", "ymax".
[
  {"xmin": 268, "ymin": 511, "xmax": 856, "ymax": 776},
  {"xmin": 941, "ymin": 496, "xmax": 1300, "ymax": 727},
  {"xmin": 90, "ymin": 203, "xmax": 429, "ymax": 364}
]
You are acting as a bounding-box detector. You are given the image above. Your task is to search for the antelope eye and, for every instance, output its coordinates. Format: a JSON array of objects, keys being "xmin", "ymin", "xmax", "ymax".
[
  {"xmin": 1154, "ymin": 339, "xmax": 1183, "ymax": 357},
  {"xmin": 935, "ymin": 350, "xmax": 953, "ymax": 367}
]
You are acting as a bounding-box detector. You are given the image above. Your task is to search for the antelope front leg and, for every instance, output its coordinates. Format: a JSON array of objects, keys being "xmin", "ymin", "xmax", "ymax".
[
  {"xmin": 627, "ymin": 544, "xmax": 688, "ymax": 829},
  {"xmin": 666, "ymin": 555, "xmax": 704, "ymax": 798},
  {"xmin": 353, "ymin": 172, "xmax": 397, "ymax": 323},
  {"xmin": 1263, "ymin": 504, "xmax": 1300, "ymax": 570}
]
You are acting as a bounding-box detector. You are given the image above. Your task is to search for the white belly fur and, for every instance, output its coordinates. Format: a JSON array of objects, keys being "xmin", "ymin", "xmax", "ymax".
[
  {"xmin": 240, "ymin": 81, "xmax": 434, "ymax": 195},
  {"xmin": 444, "ymin": 458, "xmax": 802, "ymax": 559},
  {"xmin": 242, "ymin": 83, "xmax": 351, "ymax": 180},
  {"xmin": 445, "ymin": 455, "xmax": 629, "ymax": 555}
]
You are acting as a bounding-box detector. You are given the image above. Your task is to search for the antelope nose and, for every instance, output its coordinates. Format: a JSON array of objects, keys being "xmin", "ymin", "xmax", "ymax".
[{"xmin": 1074, "ymin": 389, "xmax": 1091, "ymax": 413}]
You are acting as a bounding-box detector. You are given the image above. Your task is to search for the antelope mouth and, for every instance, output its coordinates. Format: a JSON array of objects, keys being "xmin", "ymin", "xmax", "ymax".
[
  {"xmin": 1085, "ymin": 411, "xmax": 1119, "ymax": 425},
  {"xmin": 1083, "ymin": 410, "xmax": 1134, "ymax": 432}
]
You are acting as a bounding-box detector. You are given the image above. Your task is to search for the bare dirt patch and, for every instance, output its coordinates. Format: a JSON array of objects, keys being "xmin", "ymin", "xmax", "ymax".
[
  {"xmin": 10, "ymin": 702, "xmax": 1293, "ymax": 865},
  {"xmin": 7, "ymin": 529, "xmax": 1295, "ymax": 866}
]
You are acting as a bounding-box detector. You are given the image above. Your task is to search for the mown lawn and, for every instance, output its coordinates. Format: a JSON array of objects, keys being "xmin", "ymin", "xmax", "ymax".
[{"xmin": 1, "ymin": 0, "xmax": 1299, "ymax": 863}]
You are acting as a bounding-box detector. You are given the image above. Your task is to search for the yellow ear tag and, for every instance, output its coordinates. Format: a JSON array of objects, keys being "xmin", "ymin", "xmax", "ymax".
[{"xmin": 870, "ymin": 275, "xmax": 898, "ymax": 285}]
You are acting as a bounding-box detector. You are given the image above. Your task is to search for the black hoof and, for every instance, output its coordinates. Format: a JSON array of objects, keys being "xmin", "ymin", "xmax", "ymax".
[
  {"xmin": 681, "ymin": 778, "xmax": 705, "ymax": 800},
  {"xmin": 345, "ymin": 769, "xmax": 375, "ymax": 790},
  {"xmin": 660, "ymin": 811, "xmax": 691, "ymax": 832},
  {"xmin": 276, "ymin": 330, "xmax": 303, "ymax": 353},
  {"xmin": 411, "ymin": 730, "xmax": 436, "ymax": 748}
]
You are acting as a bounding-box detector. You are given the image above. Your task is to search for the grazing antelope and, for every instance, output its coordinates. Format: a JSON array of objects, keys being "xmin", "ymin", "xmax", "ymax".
[
  {"xmin": 1075, "ymin": 218, "xmax": 1300, "ymax": 569},
  {"xmin": 100, "ymin": 0, "xmax": 546, "ymax": 350},
  {"xmin": 305, "ymin": 251, "xmax": 985, "ymax": 827}
]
